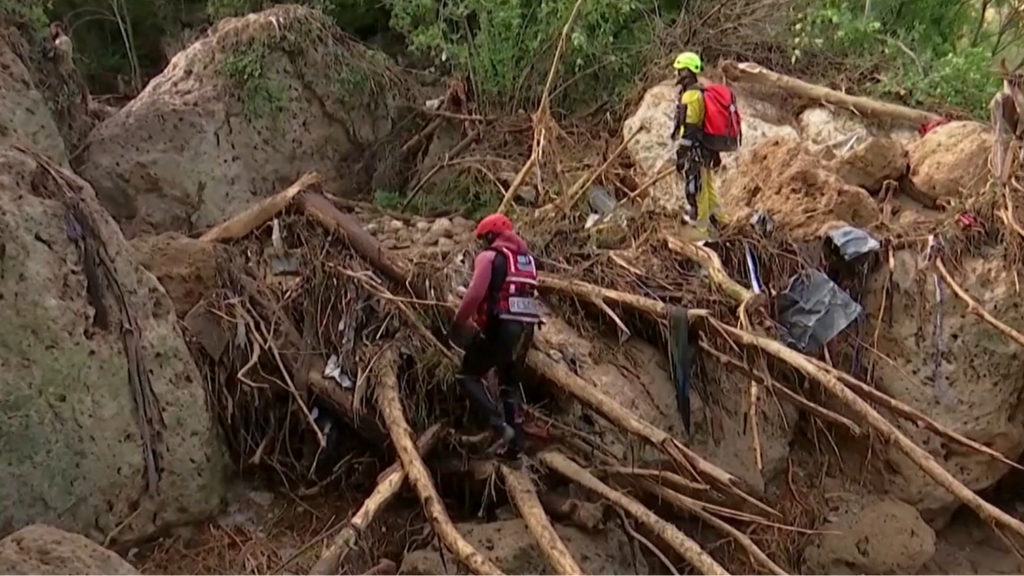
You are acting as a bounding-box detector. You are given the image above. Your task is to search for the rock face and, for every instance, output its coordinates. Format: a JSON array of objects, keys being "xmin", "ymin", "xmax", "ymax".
[
  {"xmin": 399, "ymin": 518, "xmax": 643, "ymax": 574},
  {"xmin": 863, "ymin": 248, "xmax": 1024, "ymax": 521},
  {"xmin": 827, "ymin": 136, "xmax": 907, "ymax": 192},
  {"xmin": 803, "ymin": 497, "xmax": 935, "ymax": 574},
  {"xmin": 0, "ymin": 27, "xmax": 69, "ymax": 166},
  {"xmin": 79, "ymin": 5, "xmax": 419, "ymax": 237},
  {"xmin": 0, "ymin": 145, "xmax": 228, "ymax": 543},
  {"xmin": 907, "ymin": 121, "xmax": 990, "ymax": 204},
  {"xmin": 0, "ymin": 525, "xmax": 138, "ymax": 574},
  {"xmin": 622, "ymin": 81, "xmax": 798, "ymax": 214}
]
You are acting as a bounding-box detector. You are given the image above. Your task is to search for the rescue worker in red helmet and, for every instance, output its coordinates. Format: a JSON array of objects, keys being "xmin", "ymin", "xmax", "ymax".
[{"xmin": 450, "ymin": 213, "xmax": 540, "ymax": 461}]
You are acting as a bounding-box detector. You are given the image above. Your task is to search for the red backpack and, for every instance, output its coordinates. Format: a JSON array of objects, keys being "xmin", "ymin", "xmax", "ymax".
[{"xmin": 701, "ymin": 84, "xmax": 742, "ymax": 152}]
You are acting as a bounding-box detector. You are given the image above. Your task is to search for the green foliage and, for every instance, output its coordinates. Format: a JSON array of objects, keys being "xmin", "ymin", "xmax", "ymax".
[
  {"xmin": 374, "ymin": 178, "xmax": 497, "ymax": 219},
  {"xmin": 220, "ymin": 42, "xmax": 286, "ymax": 121},
  {"xmin": 207, "ymin": 0, "xmax": 267, "ymax": 20},
  {"xmin": 0, "ymin": 0, "xmax": 51, "ymax": 32},
  {"xmin": 385, "ymin": 0, "xmax": 675, "ymax": 110},
  {"xmin": 791, "ymin": 0, "xmax": 1007, "ymax": 118}
]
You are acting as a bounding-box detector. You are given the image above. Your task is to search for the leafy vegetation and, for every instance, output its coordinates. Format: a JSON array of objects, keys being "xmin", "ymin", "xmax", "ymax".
[
  {"xmin": 219, "ymin": 41, "xmax": 286, "ymax": 121},
  {"xmin": 791, "ymin": 0, "xmax": 1016, "ymax": 117},
  {"xmin": 12, "ymin": 0, "xmax": 1024, "ymax": 119}
]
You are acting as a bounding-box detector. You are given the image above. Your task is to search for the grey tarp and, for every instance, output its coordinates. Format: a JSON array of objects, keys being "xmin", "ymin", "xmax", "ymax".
[
  {"xmin": 777, "ymin": 269, "xmax": 863, "ymax": 352},
  {"xmin": 827, "ymin": 226, "xmax": 880, "ymax": 261}
]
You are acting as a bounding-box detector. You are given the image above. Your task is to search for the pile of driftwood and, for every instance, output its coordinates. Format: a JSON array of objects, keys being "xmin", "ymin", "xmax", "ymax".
[{"xmin": 176, "ymin": 161, "xmax": 1024, "ymax": 575}]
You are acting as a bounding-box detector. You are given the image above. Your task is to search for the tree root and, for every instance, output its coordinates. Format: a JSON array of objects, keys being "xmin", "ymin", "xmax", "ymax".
[
  {"xmin": 374, "ymin": 346, "xmax": 504, "ymax": 575},
  {"xmin": 540, "ymin": 451, "xmax": 729, "ymax": 575},
  {"xmin": 640, "ymin": 481, "xmax": 789, "ymax": 576},
  {"xmin": 309, "ymin": 424, "xmax": 444, "ymax": 575},
  {"xmin": 935, "ymin": 257, "xmax": 1024, "ymax": 349},
  {"xmin": 499, "ymin": 464, "xmax": 583, "ymax": 575}
]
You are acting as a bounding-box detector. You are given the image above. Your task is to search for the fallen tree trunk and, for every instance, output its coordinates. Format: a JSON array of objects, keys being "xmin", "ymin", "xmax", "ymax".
[
  {"xmin": 374, "ymin": 346, "xmax": 504, "ymax": 575},
  {"xmin": 201, "ymin": 172, "xmax": 322, "ymax": 242},
  {"xmin": 720, "ymin": 61, "xmax": 939, "ymax": 126},
  {"xmin": 540, "ymin": 451, "xmax": 729, "ymax": 576},
  {"xmin": 309, "ymin": 424, "xmax": 444, "ymax": 575},
  {"xmin": 499, "ymin": 464, "xmax": 583, "ymax": 575}
]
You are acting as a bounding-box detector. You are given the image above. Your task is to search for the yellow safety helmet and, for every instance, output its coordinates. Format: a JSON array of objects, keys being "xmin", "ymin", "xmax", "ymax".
[{"xmin": 672, "ymin": 51, "xmax": 703, "ymax": 74}]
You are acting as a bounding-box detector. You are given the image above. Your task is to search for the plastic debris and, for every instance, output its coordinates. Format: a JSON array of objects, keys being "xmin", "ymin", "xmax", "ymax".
[
  {"xmin": 323, "ymin": 354, "xmax": 354, "ymax": 389},
  {"xmin": 777, "ymin": 269, "xmax": 863, "ymax": 352},
  {"xmin": 827, "ymin": 226, "xmax": 880, "ymax": 261}
]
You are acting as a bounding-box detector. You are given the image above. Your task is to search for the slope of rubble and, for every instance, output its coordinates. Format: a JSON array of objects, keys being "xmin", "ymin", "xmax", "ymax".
[{"xmin": 5, "ymin": 4, "xmax": 1024, "ymax": 575}]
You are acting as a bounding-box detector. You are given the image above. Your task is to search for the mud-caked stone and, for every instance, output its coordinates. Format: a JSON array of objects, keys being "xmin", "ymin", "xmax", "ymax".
[
  {"xmin": 0, "ymin": 145, "xmax": 228, "ymax": 543},
  {"xmin": 803, "ymin": 497, "xmax": 935, "ymax": 574},
  {"xmin": 0, "ymin": 525, "xmax": 137, "ymax": 575},
  {"xmin": 399, "ymin": 518, "xmax": 643, "ymax": 574}
]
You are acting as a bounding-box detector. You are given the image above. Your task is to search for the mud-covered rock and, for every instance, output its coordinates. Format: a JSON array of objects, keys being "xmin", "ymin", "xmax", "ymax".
[
  {"xmin": 798, "ymin": 107, "xmax": 868, "ymax": 146},
  {"xmin": 803, "ymin": 496, "xmax": 935, "ymax": 574},
  {"xmin": 399, "ymin": 518, "xmax": 643, "ymax": 574},
  {"xmin": 131, "ymin": 233, "xmax": 226, "ymax": 317},
  {"xmin": 0, "ymin": 525, "xmax": 138, "ymax": 574},
  {"xmin": 907, "ymin": 121, "xmax": 990, "ymax": 203},
  {"xmin": 828, "ymin": 136, "xmax": 907, "ymax": 192},
  {"xmin": 863, "ymin": 248, "xmax": 1024, "ymax": 521},
  {"xmin": 623, "ymin": 81, "xmax": 798, "ymax": 215},
  {"xmin": 0, "ymin": 27, "xmax": 69, "ymax": 166},
  {"xmin": 720, "ymin": 136, "xmax": 880, "ymax": 239},
  {"xmin": 79, "ymin": 6, "xmax": 420, "ymax": 237},
  {"xmin": 0, "ymin": 146, "xmax": 228, "ymax": 542}
]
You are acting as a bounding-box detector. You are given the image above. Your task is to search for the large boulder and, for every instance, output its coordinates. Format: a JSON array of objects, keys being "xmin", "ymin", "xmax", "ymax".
[
  {"xmin": 803, "ymin": 496, "xmax": 935, "ymax": 574},
  {"xmin": 399, "ymin": 518, "xmax": 643, "ymax": 574},
  {"xmin": 907, "ymin": 121, "xmax": 990, "ymax": 204},
  {"xmin": 0, "ymin": 26, "xmax": 69, "ymax": 166},
  {"xmin": 79, "ymin": 5, "xmax": 420, "ymax": 238},
  {"xmin": 0, "ymin": 525, "xmax": 137, "ymax": 574},
  {"xmin": 863, "ymin": 247, "xmax": 1024, "ymax": 522},
  {"xmin": 0, "ymin": 145, "xmax": 228, "ymax": 542},
  {"xmin": 621, "ymin": 81, "xmax": 798, "ymax": 214}
]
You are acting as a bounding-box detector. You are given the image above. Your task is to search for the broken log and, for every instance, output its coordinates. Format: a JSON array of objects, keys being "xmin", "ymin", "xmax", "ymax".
[
  {"xmin": 309, "ymin": 424, "xmax": 444, "ymax": 575},
  {"xmin": 720, "ymin": 61, "xmax": 938, "ymax": 126},
  {"xmin": 499, "ymin": 464, "xmax": 583, "ymax": 575},
  {"xmin": 374, "ymin": 346, "xmax": 504, "ymax": 575},
  {"xmin": 541, "ymin": 451, "xmax": 729, "ymax": 576},
  {"xmin": 201, "ymin": 172, "xmax": 321, "ymax": 242},
  {"xmin": 663, "ymin": 233, "xmax": 757, "ymax": 307}
]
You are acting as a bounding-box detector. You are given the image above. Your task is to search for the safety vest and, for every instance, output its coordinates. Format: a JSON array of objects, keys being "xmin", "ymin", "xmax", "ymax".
[{"xmin": 474, "ymin": 247, "xmax": 541, "ymax": 327}]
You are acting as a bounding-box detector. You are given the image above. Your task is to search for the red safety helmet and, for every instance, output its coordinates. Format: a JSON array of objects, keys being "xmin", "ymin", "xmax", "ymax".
[{"xmin": 474, "ymin": 213, "xmax": 513, "ymax": 239}]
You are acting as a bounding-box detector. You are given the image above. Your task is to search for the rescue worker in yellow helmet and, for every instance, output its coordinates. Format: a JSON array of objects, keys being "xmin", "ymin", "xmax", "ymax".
[{"xmin": 670, "ymin": 51, "xmax": 738, "ymax": 238}]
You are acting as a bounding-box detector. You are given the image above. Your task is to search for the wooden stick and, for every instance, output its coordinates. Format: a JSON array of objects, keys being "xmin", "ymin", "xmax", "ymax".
[
  {"xmin": 663, "ymin": 233, "xmax": 756, "ymax": 307},
  {"xmin": 701, "ymin": 344, "xmax": 864, "ymax": 437},
  {"xmin": 497, "ymin": 0, "xmax": 586, "ymax": 214},
  {"xmin": 499, "ymin": 465, "xmax": 583, "ymax": 575},
  {"xmin": 374, "ymin": 347, "xmax": 504, "ymax": 575},
  {"xmin": 402, "ymin": 130, "xmax": 480, "ymax": 211},
  {"xmin": 527, "ymin": 349, "xmax": 775, "ymax": 518},
  {"xmin": 935, "ymin": 257, "xmax": 1024, "ymax": 348},
  {"xmin": 720, "ymin": 61, "xmax": 938, "ymax": 126},
  {"xmin": 641, "ymin": 481, "xmax": 789, "ymax": 576},
  {"xmin": 540, "ymin": 451, "xmax": 729, "ymax": 576},
  {"xmin": 200, "ymin": 172, "xmax": 321, "ymax": 242},
  {"xmin": 706, "ymin": 317, "xmax": 1024, "ymax": 543},
  {"xmin": 309, "ymin": 424, "xmax": 444, "ymax": 575},
  {"xmin": 554, "ymin": 128, "xmax": 640, "ymax": 212},
  {"xmin": 596, "ymin": 466, "xmax": 709, "ymax": 493}
]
